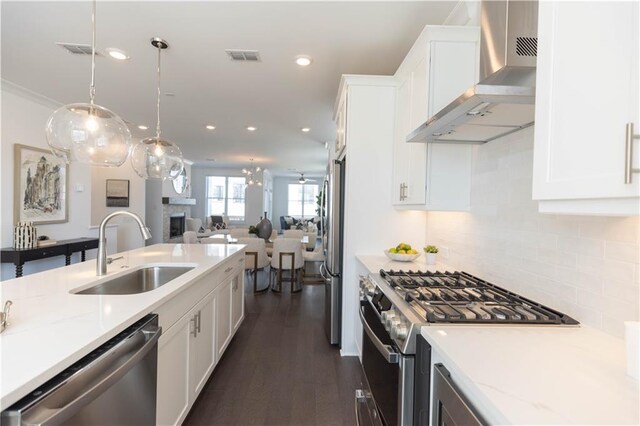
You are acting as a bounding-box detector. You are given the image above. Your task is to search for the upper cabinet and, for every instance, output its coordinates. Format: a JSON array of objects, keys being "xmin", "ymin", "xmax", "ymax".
[
  {"xmin": 532, "ymin": 1, "xmax": 640, "ymax": 215},
  {"xmin": 392, "ymin": 26, "xmax": 480, "ymax": 209},
  {"xmin": 335, "ymin": 89, "xmax": 347, "ymax": 160}
]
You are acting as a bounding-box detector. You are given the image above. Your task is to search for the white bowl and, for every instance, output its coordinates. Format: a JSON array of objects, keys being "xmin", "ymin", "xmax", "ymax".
[{"xmin": 384, "ymin": 250, "xmax": 421, "ymax": 262}]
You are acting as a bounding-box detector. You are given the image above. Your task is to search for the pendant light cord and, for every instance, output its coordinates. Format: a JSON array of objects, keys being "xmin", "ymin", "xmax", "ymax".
[
  {"xmin": 156, "ymin": 45, "xmax": 162, "ymax": 138},
  {"xmin": 89, "ymin": 0, "xmax": 96, "ymax": 105}
]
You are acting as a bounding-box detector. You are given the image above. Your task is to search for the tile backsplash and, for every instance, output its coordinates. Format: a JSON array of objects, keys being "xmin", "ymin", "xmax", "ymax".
[{"xmin": 426, "ymin": 127, "xmax": 639, "ymax": 338}]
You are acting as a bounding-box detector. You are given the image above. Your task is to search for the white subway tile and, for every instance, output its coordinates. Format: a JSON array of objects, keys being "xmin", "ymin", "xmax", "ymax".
[{"xmin": 605, "ymin": 240, "xmax": 640, "ymax": 264}]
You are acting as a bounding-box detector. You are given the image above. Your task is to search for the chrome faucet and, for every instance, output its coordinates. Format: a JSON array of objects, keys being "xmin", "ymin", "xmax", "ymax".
[{"xmin": 97, "ymin": 211, "xmax": 152, "ymax": 276}]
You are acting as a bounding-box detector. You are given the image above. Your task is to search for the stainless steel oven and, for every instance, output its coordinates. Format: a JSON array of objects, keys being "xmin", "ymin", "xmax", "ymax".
[
  {"xmin": 432, "ymin": 364, "xmax": 485, "ymax": 426},
  {"xmin": 358, "ymin": 299, "xmax": 414, "ymax": 426}
]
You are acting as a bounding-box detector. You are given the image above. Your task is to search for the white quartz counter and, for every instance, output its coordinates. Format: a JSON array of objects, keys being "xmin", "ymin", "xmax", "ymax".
[
  {"xmin": 356, "ymin": 254, "xmax": 451, "ymax": 274},
  {"xmin": 0, "ymin": 243, "xmax": 245, "ymax": 409},
  {"xmin": 421, "ymin": 326, "xmax": 640, "ymax": 425}
]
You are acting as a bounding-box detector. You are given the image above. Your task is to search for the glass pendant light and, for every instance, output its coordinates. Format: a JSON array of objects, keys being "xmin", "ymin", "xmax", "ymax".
[
  {"xmin": 131, "ymin": 38, "xmax": 184, "ymax": 180},
  {"xmin": 241, "ymin": 159, "xmax": 263, "ymax": 186},
  {"xmin": 45, "ymin": 0, "xmax": 131, "ymax": 166}
]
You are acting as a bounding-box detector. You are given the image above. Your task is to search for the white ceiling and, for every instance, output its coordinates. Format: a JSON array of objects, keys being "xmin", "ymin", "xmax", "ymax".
[{"xmin": 1, "ymin": 1, "xmax": 457, "ymax": 175}]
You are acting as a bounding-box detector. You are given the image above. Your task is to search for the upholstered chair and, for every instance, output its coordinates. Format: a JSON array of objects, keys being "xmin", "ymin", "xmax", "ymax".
[
  {"xmin": 236, "ymin": 238, "xmax": 271, "ymax": 293},
  {"xmin": 270, "ymin": 238, "xmax": 304, "ymax": 293},
  {"xmin": 182, "ymin": 231, "xmax": 198, "ymax": 244},
  {"xmin": 282, "ymin": 229, "xmax": 304, "ymax": 240}
]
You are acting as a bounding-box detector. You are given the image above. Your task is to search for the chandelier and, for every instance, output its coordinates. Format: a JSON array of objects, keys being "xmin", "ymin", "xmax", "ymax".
[{"xmin": 242, "ymin": 159, "xmax": 262, "ymax": 186}]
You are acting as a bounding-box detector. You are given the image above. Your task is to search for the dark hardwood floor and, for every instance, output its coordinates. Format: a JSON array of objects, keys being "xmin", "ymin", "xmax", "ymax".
[{"xmin": 183, "ymin": 281, "xmax": 364, "ymax": 426}]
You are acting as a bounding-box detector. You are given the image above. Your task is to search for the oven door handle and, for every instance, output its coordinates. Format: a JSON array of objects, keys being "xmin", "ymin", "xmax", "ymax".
[{"xmin": 359, "ymin": 305, "xmax": 399, "ymax": 364}]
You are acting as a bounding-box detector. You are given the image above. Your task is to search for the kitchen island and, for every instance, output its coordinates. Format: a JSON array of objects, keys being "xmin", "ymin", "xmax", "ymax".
[{"xmin": 0, "ymin": 243, "xmax": 245, "ymax": 420}]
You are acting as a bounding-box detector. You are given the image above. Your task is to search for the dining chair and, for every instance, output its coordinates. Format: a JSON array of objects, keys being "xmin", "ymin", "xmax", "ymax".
[
  {"xmin": 236, "ymin": 238, "xmax": 271, "ymax": 293},
  {"xmin": 303, "ymin": 244, "xmax": 325, "ymax": 284},
  {"xmin": 265, "ymin": 230, "xmax": 278, "ymax": 257},
  {"xmin": 270, "ymin": 238, "xmax": 304, "ymax": 293},
  {"xmin": 182, "ymin": 231, "xmax": 198, "ymax": 244},
  {"xmin": 200, "ymin": 237, "xmax": 227, "ymax": 244},
  {"xmin": 282, "ymin": 229, "xmax": 304, "ymax": 239},
  {"xmin": 229, "ymin": 228, "xmax": 251, "ymax": 238}
]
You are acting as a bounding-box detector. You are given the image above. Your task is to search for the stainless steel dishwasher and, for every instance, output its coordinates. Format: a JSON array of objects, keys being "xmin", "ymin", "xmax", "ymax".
[{"xmin": 2, "ymin": 314, "xmax": 161, "ymax": 426}]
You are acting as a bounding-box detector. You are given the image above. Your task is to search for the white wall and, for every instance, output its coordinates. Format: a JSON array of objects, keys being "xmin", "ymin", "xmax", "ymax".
[
  {"xmin": 190, "ymin": 166, "xmax": 264, "ymax": 226},
  {"xmin": 0, "ymin": 84, "xmax": 107, "ymax": 280},
  {"xmin": 90, "ymin": 161, "xmax": 146, "ymax": 253},
  {"xmin": 425, "ymin": 127, "xmax": 640, "ymax": 338}
]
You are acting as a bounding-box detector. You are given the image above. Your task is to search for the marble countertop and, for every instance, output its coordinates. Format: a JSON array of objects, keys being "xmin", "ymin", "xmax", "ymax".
[
  {"xmin": 422, "ymin": 326, "xmax": 639, "ymax": 425},
  {"xmin": 0, "ymin": 243, "xmax": 245, "ymax": 409},
  {"xmin": 356, "ymin": 254, "xmax": 451, "ymax": 274}
]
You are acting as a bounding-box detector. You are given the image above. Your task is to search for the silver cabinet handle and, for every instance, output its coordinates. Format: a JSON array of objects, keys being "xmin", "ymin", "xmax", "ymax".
[
  {"xmin": 225, "ymin": 266, "xmax": 233, "ymax": 273},
  {"xmin": 359, "ymin": 304, "xmax": 399, "ymax": 364},
  {"xmin": 196, "ymin": 310, "xmax": 202, "ymax": 334},
  {"xmin": 625, "ymin": 123, "xmax": 640, "ymax": 184},
  {"xmin": 20, "ymin": 317, "xmax": 161, "ymax": 425},
  {"xmin": 191, "ymin": 314, "xmax": 198, "ymax": 337}
]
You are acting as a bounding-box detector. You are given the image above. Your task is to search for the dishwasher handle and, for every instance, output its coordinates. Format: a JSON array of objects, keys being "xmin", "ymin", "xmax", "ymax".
[{"xmin": 20, "ymin": 316, "xmax": 161, "ymax": 426}]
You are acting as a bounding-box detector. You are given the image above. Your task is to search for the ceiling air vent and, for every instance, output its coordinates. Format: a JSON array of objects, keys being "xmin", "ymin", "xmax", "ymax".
[
  {"xmin": 515, "ymin": 37, "xmax": 537, "ymax": 57},
  {"xmin": 56, "ymin": 42, "xmax": 102, "ymax": 56},
  {"xmin": 225, "ymin": 49, "xmax": 260, "ymax": 62}
]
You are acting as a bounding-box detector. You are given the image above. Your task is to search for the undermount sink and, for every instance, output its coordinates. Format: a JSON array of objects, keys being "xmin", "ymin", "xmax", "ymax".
[{"xmin": 73, "ymin": 266, "xmax": 194, "ymax": 295}]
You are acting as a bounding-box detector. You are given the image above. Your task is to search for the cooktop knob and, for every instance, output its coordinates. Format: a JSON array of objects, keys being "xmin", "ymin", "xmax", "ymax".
[{"xmin": 393, "ymin": 324, "xmax": 409, "ymax": 340}]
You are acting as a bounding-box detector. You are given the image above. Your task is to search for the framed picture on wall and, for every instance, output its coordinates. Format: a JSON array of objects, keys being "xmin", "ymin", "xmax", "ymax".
[
  {"xmin": 14, "ymin": 144, "xmax": 68, "ymax": 225},
  {"xmin": 106, "ymin": 179, "xmax": 130, "ymax": 207}
]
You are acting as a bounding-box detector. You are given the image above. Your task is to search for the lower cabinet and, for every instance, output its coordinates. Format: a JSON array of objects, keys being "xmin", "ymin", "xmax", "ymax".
[
  {"xmin": 156, "ymin": 255, "xmax": 245, "ymax": 426},
  {"xmin": 216, "ymin": 269, "xmax": 244, "ymax": 359},
  {"xmin": 157, "ymin": 313, "xmax": 191, "ymax": 426}
]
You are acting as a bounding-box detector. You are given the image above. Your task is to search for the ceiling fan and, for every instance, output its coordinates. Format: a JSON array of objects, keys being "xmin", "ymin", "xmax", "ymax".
[{"xmin": 298, "ymin": 173, "xmax": 316, "ymax": 184}]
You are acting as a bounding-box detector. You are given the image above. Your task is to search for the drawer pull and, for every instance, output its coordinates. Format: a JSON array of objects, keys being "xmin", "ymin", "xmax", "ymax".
[{"xmin": 224, "ymin": 267, "xmax": 233, "ymax": 273}]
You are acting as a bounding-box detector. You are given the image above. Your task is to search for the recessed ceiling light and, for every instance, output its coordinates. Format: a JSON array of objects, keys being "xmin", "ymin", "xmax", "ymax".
[
  {"xmin": 247, "ymin": 126, "xmax": 256, "ymax": 131},
  {"xmin": 137, "ymin": 125, "xmax": 148, "ymax": 130},
  {"xmin": 295, "ymin": 55, "xmax": 312, "ymax": 66},
  {"xmin": 301, "ymin": 127, "xmax": 310, "ymax": 132},
  {"xmin": 106, "ymin": 48, "xmax": 130, "ymax": 60},
  {"xmin": 206, "ymin": 125, "xmax": 216, "ymax": 130}
]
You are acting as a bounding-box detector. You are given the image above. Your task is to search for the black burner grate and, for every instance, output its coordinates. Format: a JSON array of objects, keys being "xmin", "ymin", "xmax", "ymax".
[{"xmin": 380, "ymin": 269, "xmax": 579, "ymax": 325}]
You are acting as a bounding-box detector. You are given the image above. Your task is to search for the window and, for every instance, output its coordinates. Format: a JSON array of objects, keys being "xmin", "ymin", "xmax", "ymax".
[
  {"xmin": 205, "ymin": 176, "xmax": 246, "ymax": 221},
  {"xmin": 287, "ymin": 184, "xmax": 319, "ymax": 218}
]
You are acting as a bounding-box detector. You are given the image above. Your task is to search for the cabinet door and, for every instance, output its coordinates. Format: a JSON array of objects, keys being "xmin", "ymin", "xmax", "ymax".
[
  {"xmin": 231, "ymin": 271, "xmax": 244, "ymax": 332},
  {"xmin": 189, "ymin": 291, "xmax": 216, "ymax": 399},
  {"xmin": 335, "ymin": 94, "xmax": 347, "ymax": 158},
  {"xmin": 157, "ymin": 315, "xmax": 191, "ymax": 426},
  {"xmin": 533, "ymin": 2, "xmax": 640, "ymax": 204},
  {"xmin": 215, "ymin": 280, "xmax": 232, "ymax": 358},
  {"xmin": 392, "ymin": 77, "xmax": 412, "ymax": 205}
]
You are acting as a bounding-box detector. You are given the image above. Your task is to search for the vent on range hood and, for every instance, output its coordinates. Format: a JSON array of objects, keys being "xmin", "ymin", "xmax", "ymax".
[{"xmin": 408, "ymin": 0, "xmax": 538, "ymax": 144}]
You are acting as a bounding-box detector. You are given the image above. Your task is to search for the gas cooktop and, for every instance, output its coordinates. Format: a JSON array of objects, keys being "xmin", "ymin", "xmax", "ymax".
[{"xmin": 379, "ymin": 269, "xmax": 579, "ymax": 325}]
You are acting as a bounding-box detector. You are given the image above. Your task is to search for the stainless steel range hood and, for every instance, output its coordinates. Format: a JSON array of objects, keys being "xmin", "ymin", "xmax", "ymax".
[{"xmin": 408, "ymin": 0, "xmax": 538, "ymax": 144}]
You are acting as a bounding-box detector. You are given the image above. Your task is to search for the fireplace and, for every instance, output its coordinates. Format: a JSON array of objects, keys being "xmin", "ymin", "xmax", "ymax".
[{"xmin": 169, "ymin": 213, "xmax": 186, "ymax": 239}]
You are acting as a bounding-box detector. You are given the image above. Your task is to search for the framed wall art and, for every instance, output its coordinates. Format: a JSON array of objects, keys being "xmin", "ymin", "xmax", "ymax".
[
  {"xmin": 106, "ymin": 179, "xmax": 130, "ymax": 207},
  {"xmin": 14, "ymin": 144, "xmax": 68, "ymax": 225}
]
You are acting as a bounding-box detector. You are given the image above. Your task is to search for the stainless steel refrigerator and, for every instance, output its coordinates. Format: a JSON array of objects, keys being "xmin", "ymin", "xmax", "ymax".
[{"xmin": 321, "ymin": 158, "xmax": 344, "ymax": 346}]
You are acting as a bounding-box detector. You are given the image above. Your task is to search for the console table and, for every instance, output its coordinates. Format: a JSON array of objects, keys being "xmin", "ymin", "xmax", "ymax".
[{"xmin": 1, "ymin": 237, "xmax": 99, "ymax": 278}]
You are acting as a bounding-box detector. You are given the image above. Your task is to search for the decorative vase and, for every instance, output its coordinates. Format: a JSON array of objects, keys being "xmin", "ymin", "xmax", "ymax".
[
  {"xmin": 425, "ymin": 253, "xmax": 437, "ymax": 265},
  {"xmin": 256, "ymin": 212, "xmax": 272, "ymax": 242}
]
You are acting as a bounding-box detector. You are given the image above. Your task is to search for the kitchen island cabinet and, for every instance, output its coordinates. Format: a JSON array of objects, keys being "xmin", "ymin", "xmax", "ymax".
[
  {"xmin": 533, "ymin": 1, "xmax": 640, "ymax": 215},
  {"xmin": 0, "ymin": 243, "xmax": 246, "ymax": 417}
]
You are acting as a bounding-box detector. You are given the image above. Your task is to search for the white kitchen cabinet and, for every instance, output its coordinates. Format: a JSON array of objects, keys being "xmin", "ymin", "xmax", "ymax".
[
  {"xmin": 156, "ymin": 253, "xmax": 245, "ymax": 426},
  {"xmin": 157, "ymin": 312, "xmax": 191, "ymax": 426},
  {"xmin": 158, "ymin": 290, "xmax": 215, "ymax": 426},
  {"xmin": 231, "ymin": 271, "xmax": 244, "ymax": 332},
  {"xmin": 335, "ymin": 90, "xmax": 347, "ymax": 159},
  {"xmin": 532, "ymin": 1, "xmax": 640, "ymax": 215},
  {"xmin": 189, "ymin": 291, "xmax": 216, "ymax": 399},
  {"xmin": 392, "ymin": 26, "xmax": 479, "ymax": 210},
  {"xmin": 215, "ymin": 278, "xmax": 232, "ymax": 359}
]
